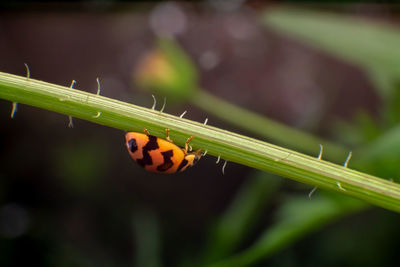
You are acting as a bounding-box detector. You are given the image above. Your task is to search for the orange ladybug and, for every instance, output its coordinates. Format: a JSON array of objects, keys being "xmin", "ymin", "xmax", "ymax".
[{"xmin": 125, "ymin": 128, "xmax": 201, "ymax": 173}]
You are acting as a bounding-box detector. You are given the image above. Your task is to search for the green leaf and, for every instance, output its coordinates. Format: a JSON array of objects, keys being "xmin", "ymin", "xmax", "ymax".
[
  {"xmin": 209, "ymin": 192, "xmax": 366, "ymax": 267},
  {"xmin": 263, "ymin": 8, "xmax": 400, "ymax": 99},
  {"xmin": 203, "ymin": 172, "xmax": 281, "ymax": 263},
  {"xmin": 132, "ymin": 209, "xmax": 162, "ymax": 267},
  {"xmin": 355, "ymin": 124, "xmax": 400, "ymax": 182}
]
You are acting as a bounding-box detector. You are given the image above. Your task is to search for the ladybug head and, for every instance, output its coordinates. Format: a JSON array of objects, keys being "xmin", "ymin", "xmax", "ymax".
[{"xmin": 184, "ymin": 149, "xmax": 202, "ymax": 167}]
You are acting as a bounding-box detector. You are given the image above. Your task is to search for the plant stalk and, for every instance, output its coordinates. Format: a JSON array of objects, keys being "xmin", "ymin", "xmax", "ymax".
[{"xmin": 1, "ymin": 71, "xmax": 399, "ymax": 212}]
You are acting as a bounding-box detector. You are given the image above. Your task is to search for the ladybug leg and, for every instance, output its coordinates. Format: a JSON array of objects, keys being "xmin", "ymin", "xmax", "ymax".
[
  {"xmin": 165, "ymin": 128, "xmax": 173, "ymax": 143},
  {"xmin": 184, "ymin": 136, "xmax": 194, "ymax": 154},
  {"xmin": 144, "ymin": 128, "xmax": 150, "ymax": 135}
]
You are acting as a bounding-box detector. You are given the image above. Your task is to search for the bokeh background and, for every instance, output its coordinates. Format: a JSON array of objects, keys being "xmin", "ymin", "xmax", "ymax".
[{"xmin": 1, "ymin": 1, "xmax": 400, "ymax": 266}]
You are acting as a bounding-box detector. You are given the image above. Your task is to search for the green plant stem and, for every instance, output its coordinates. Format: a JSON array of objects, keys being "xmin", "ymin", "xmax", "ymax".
[
  {"xmin": 1, "ymin": 71, "xmax": 400, "ymax": 212},
  {"xmin": 192, "ymin": 90, "xmax": 348, "ymax": 162},
  {"xmin": 210, "ymin": 192, "xmax": 367, "ymax": 267}
]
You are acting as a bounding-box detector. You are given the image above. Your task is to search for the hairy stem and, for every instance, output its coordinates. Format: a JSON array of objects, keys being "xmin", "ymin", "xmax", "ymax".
[
  {"xmin": 1, "ymin": 71, "xmax": 399, "ymax": 212},
  {"xmin": 192, "ymin": 90, "xmax": 348, "ymax": 161}
]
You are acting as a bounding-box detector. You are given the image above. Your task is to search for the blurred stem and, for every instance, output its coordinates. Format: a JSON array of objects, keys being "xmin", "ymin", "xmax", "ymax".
[
  {"xmin": 1, "ymin": 72, "xmax": 400, "ymax": 212},
  {"xmin": 132, "ymin": 209, "xmax": 162, "ymax": 267},
  {"xmin": 209, "ymin": 192, "xmax": 367, "ymax": 267},
  {"xmin": 203, "ymin": 173, "xmax": 281, "ymax": 263},
  {"xmin": 192, "ymin": 90, "xmax": 348, "ymax": 162}
]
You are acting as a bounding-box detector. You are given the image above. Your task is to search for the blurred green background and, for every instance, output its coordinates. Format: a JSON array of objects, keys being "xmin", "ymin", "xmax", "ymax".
[{"xmin": 1, "ymin": 1, "xmax": 400, "ymax": 267}]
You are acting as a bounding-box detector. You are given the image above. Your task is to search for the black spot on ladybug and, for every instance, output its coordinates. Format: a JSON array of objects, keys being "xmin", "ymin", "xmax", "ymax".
[
  {"xmin": 177, "ymin": 158, "xmax": 189, "ymax": 172},
  {"xmin": 137, "ymin": 135, "xmax": 159, "ymax": 167},
  {"xmin": 157, "ymin": 150, "xmax": 174, "ymax": 172},
  {"xmin": 145, "ymin": 135, "xmax": 159, "ymax": 151},
  {"xmin": 128, "ymin": 138, "xmax": 138, "ymax": 153}
]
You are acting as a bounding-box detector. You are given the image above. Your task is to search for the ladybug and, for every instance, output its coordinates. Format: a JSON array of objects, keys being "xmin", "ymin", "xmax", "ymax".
[{"xmin": 125, "ymin": 128, "xmax": 202, "ymax": 173}]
